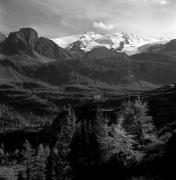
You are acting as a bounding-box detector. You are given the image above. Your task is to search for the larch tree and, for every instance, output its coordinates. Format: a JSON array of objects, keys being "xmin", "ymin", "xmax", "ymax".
[
  {"xmin": 119, "ymin": 98, "xmax": 157, "ymax": 145},
  {"xmin": 46, "ymin": 149, "xmax": 58, "ymax": 180},
  {"xmin": 34, "ymin": 144, "xmax": 47, "ymax": 180},
  {"xmin": 55, "ymin": 107, "xmax": 76, "ymax": 180},
  {"xmin": 133, "ymin": 98, "xmax": 156, "ymax": 143},
  {"xmin": 22, "ymin": 140, "xmax": 35, "ymax": 180},
  {"xmin": 99, "ymin": 113, "xmax": 140, "ymax": 164}
]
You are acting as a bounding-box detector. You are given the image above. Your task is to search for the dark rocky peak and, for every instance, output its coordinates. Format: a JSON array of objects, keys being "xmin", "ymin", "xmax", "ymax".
[
  {"xmin": 0, "ymin": 28, "xmax": 38, "ymax": 55},
  {"xmin": 0, "ymin": 27, "xmax": 72, "ymax": 61},
  {"xmin": 17, "ymin": 28, "xmax": 38, "ymax": 48}
]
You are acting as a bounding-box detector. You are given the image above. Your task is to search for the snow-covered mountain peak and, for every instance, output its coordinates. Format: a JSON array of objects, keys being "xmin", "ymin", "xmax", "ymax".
[
  {"xmin": 52, "ymin": 32, "xmax": 168, "ymax": 55},
  {"xmin": 80, "ymin": 31, "xmax": 100, "ymax": 40}
]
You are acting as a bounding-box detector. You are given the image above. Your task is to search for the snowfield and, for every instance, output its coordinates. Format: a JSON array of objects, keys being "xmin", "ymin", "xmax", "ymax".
[{"xmin": 52, "ymin": 32, "xmax": 168, "ymax": 55}]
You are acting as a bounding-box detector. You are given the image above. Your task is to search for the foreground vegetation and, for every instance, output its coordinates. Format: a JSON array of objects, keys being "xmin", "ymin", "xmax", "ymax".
[{"xmin": 0, "ymin": 98, "xmax": 169, "ymax": 180}]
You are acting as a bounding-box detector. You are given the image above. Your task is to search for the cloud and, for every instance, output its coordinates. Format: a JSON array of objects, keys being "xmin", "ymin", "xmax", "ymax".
[
  {"xmin": 149, "ymin": 0, "xmax": 170, "ymax": 6},
  {"xmin": 93, "ymin": 21, "xmax": 115, "ymax": 30},
  {"xmin": 158, "ymin": 0, "xmax": 170, "ymax": 6},
  {"xmin": 1, "ymin": 0, "xmax": 176, "ymax": 38},
  {"xmin": 127, "ymin": 0, "xmax": 170, "ymax": 6}
]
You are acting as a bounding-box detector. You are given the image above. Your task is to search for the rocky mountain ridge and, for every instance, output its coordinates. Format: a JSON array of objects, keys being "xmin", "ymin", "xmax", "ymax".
[
  {"xmin": 0, "ymin": 28, "xmax": 72, "ymax": 61},
  {"xmin": 0, "ymin": 27, "xmax": 176, "ymax": 91}
]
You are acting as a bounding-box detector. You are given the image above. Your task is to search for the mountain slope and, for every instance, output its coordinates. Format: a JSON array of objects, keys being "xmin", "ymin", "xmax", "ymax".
[
  {"xmin": 130, "ymin": 52, "xmax": 176, "ymax": 85},
  {"xmin": 83, "ymin": 47, "xmax": 128, "ymax": 68},
  {"xmin": 34, "ymin": 37, "xmax": 73, "ymax": 60},
  {"xmin": 0, "ymin": 59, "xmax": 29, "ymax": 83},
  {"xmin": 161, "ymin": 39, "xmax": 176, "ymax": 56},
  {"xmin": 138, "ymin": 39, "xmax": 176, "ymax": 55}
]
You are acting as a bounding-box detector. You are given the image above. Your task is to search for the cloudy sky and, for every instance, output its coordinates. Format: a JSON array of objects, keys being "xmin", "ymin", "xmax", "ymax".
[{"xmin": 0, "ymin": 0, "xmax": 176, "ymax": 38}]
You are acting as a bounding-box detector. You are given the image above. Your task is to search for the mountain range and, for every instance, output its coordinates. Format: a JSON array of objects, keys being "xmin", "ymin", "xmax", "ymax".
[
  {"xmin": 1, "ymin": 27, "xmax": 176, "ymax": 95},
  {"xmin": 52, "ymin": 31, "xmax": 168, "ymax": 55}
]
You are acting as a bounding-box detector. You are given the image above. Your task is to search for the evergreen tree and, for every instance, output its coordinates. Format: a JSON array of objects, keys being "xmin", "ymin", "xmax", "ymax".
[
  {"xmin": 133, "ymin": 98, "xmax": 156, "ymax": 143},
  {"xmin": 46, "ymin": 149, "xmax": 57, "ymax": 180},
  {"xmin": 71, "ymin": 118, "xmax": 96, "ymax": 177},
  {"xmin": 118, "ymin": 101, "xmax": 135, "ymax": 134},
  {"xmin": 109, "ymin": 121, "xmax": 138, "ymax": 163},
  {"xmin": 94, "ymin": 109, "xmax": 109, "ymax": 139},
  {"xmin": 34, "ymin": 144, "xmax": 47, "ymax": 180},
  {"xmin": 120, "ymin": 98, "xmax": 157, "ymax": 144},
  {"xmin": 99, "ymin": 114, "xmax": 140, "ymax": 164},
  {"xmin": 71, "ymin": 109, "xmax": 111, "ymax": 178},
  {"xmin": 22, "ymin": 140, "xmax": 35, "ymax": 180},
  {"xmin": 55, "ymin": 107, "xmax": 76, "ymax": 180},
  {"xmin": 94, "ymin": 109, "xmax": 110, "ymax": 161}
]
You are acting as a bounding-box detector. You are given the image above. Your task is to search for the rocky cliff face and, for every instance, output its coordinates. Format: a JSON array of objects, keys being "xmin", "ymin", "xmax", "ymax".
[
  {"xmin": 0, "ymin": 28, "xmax": 38, "ymax": 55},
  {"xmin": 0, "ymin": 28, "xmax": 72, "ymax": 61}
]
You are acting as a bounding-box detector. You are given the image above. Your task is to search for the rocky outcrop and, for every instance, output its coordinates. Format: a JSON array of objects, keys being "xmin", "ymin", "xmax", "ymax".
[
  {"xmin": 0, "ymin": 28, "xmax": 72, "ymax": 61},
  {"xmin": 0, "ymin": 28, "xmax": 38, "ymax": 55}
]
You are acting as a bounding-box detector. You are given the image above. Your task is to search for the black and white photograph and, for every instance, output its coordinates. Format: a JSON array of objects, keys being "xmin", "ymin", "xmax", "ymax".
[{"xmin": 0, "ymin": 0, "xmax": 176, "ymax": 179}]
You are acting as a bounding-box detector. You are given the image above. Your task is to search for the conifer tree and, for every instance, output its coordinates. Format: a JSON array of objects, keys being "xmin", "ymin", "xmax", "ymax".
[
  {"xmin": 94, "ymin": 109, "xmax": 110, "ymax": 161},
  {"xmin": 34, "ymin": 144, "xmax": 47, "ymax": 180},
  {"xmin": 109, "ymin": 120, "xmax": 138, "ymax": 163},
  {"xmin": 55, "ymin": 107, "xmax": 76, "ymax": 180},
  {"xmin": 46, "ymin": 149, "xmax": 57, "ymax": 180},
  {"xmin": 72, "ymin": 118, "xmax": 97, "ymax": 174},
  {"xmin": 22, "ymin": 140, "xmax": 35, "ymax": 180},
  {"xmin": 99, "ymin": 113, "xmax": 140, "ymax": 164},
  {"xmin": 133, "ymin": 98, "xmax": 156, "ymax": 143},
  {"xmin": 119, "ymin": 98, "xmax": 157, "ymax": 144},
  {"xmin": 94, "ymin": 109, "xmax": 109, "ymax": 139}
]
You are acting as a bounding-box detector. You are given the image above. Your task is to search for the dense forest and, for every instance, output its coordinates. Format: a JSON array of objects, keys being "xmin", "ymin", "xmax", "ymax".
[{"xmin": 0, "ymin": 98, "xmax": 170, "ymax": 180}]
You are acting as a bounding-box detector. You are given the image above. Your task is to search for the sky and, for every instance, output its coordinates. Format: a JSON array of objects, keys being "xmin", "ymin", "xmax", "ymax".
[{"xmin": 1, "ymin": 0, "xmax": 176, "ymax": 38}]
